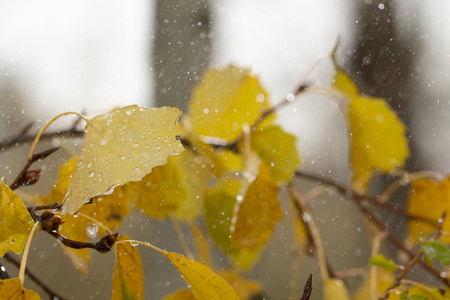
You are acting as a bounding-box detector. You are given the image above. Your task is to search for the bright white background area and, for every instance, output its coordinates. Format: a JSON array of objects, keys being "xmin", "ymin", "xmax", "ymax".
[{"xmin": 0, "ymin": 0, "xmax": 151, "ymax": 119}]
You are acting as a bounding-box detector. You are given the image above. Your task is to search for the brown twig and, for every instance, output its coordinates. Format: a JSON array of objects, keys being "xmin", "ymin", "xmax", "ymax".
[
  {"xmin": 378, "ymin": 250, "xmax": 423, "ymax": 300},
  {"xmin": 294, "ymin": 172, "xmax": 438, "ymax": 227},
  {"xmin": 9, "ymin": 147, "xmax": 60, "ymax": 190},
  {"xmin": 3, "ymin": 253, "xmax": 66, "ymax": 300},
  {"xmin": 0, "ymin": 124, "xmax": 84, "ymax": 152},
  {"xmin": 294, "ymin": 171, "xmax": 450, "ymax": 287}
]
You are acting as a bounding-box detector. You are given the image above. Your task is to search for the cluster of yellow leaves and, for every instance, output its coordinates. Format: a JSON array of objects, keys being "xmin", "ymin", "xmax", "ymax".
[{"xmin": 332, "ymin": 68, "xmax": 410, "ymax": 193}]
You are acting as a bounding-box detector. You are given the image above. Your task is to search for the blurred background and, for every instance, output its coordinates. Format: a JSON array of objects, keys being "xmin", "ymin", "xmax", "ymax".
[{"xmin": 0, "ymin": 0, "xmax": 449, "ymax": 299}]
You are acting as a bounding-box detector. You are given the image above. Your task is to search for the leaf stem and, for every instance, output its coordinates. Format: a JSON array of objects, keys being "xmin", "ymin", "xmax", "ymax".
[
  {"xmin": 28, "ymin": 111, "xmax": 89, "ymax": 161},
  {"xmin": 115, "ymin": 240, "xmax": 166, "ymax": 254},
  {"xmin": 19, "ymin": 221, "xmax": 39, "ymax": 285},
  {"xmin": 288, "ymin": 183, "xmax": 330, "ymax": 282}
]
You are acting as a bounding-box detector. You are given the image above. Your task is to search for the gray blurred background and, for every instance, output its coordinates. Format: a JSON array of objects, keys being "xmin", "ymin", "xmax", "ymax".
[{"xmin": 0, "ymin": 0, "xmax": 449, "ymax": 299}]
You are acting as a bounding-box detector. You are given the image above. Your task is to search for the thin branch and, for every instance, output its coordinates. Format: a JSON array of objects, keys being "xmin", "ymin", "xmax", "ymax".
[
  {"xmin": 0, "ymin": 125, "xmax": 84, "ymax": 152},
  {"xmin": 10, "ymin": 147, "xmax": 60, "ymax": 190},
  {"xmin": 288, "ymin": 183, "xmax": 330, "ymax": 282},
  {"xmin": 295, "ymin": 171, "xmax": 438, "ymax": 226},
  {"xmin": 209, "ymin": 83, "xmax": 309, "ymax": 152},
  {"xmin": 378, "ymin": 250, "xmax": 423, "ymax": 300},
  {"xmin": 295, "ymin": 171, "xmax": 450, "ymax": 287},
  {"xmin": 3, "ymin": 253, "xmax": 66, "ymax": 300}
]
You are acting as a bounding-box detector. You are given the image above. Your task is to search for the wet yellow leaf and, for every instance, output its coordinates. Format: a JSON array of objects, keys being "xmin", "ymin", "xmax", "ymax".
[
  {"xmin": 231, "ymin": 169, "xmax": 282, "ymax": 250},
  {"xmin": 163, "ymin": 290, "xmax": 196, "ymax": 300},
  {"xmin": 0, "ymin": 278, "xmax": 42, "ymax": 300},
  {"xmin": 112, "ymin": 236, "xmax": 144, "ymax": 300},
  {"xmin": 408, "ymin": 177, "xmax": 450, "ymax": 244},
  {"xmin": 162, "ymin": 251, "xmax": 240, "ymax": 300},
  {"xmin": 348, "ymin": 96, "xmax": 409, "ymax": 192},
  {"xmin": 217, "ymin": 270, "xmax": 262, "ymax": 300},
  {"xmin": 62, "ymin": 105, "xmax": 184, "ymax": 215},
  {"xmin": 189, "ymin": 65, "xmax": 268, "ymax": 142},
  {"xmin": 332, "ymin": 68, "xmax": 359, "ymax": 97},
  {"xmin": 0, "ymin": 181, "xmax": 34, "ymax": 257},
  {"xmin": 204, "ymin": 168, "xmax": 282, "ymax": 269},
  {"xmin": 35, "ymin": 157, "xmax": 130, "ymax": 272},
  {"xmin": 132, "ymin": 149, "xmax": 206, "ymax": 222},
  {"xmin": 323, "ymin": 279, "xmax": 351, "ymax": 300},
  {"xmin": 250, "ymin": 125, "xmax": 301, "ymax": 185},
  {"xmin": 353, "ymin": 268, "xmax": 394, "ymax": 300}
]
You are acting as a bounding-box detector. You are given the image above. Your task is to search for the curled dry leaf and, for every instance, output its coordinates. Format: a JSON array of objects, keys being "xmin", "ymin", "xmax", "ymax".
[
  {"xmin": 0, "ymin": 181, "xmax": 34, "ymax": 257},
  {"xmin": 62, "ymin": 105, "xmax": 184, "ymax": 215}
]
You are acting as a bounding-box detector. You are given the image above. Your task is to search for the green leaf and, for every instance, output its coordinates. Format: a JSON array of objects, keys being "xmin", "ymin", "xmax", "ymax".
[
  {"xmin": 368, "ymin": 254, "xmax": 399, "ymax": 272},
  {"xmin": 250, "ymin": 125, "xmax": 301, "ymax": 185},
  {"xmin": 422, "ymin": 241, "xmax": 450, "ymax": 265}
]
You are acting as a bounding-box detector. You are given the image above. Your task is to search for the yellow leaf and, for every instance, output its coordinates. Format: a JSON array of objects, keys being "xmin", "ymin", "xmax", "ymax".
[
  {"xmin": 35, "ymin": 157, "xmax": 130, "ymax": 272},
  {"xmin": 408, "ymin": 177, "xmax": 450, "ymax": 244},
  {"xmin": 250, "ymin": 125, "xmax": 301, "ymax": 185},
  {"xmin": 162, "ymin": 251, "xmax": 240, "ymax": 300},
  {"xmin": 348, "ymin": 96, "xmax": 409, "ymax": 192},
  {"xmin": 62, "ymin": 105, "xmax": 184, "ymax": 215},
  {"xmin": 353, "ymin": 268, "xmax": 394, "ymax": 300},
  {"xmin": 189, "ymin": 65, "xmax": 268, "ymax": 142},
  {"xmin": 387, "ymin": 285, "xmax": 448, "ymax": 300},
  {"xmin": 231, "ymin": 169, "xmax": 283, "ymax": 250},
  {"xmin": 0, "ymin": 181, "xmax": 34, "ymax": 257},
  {"xmin": 163, "ymin": 290, "xmax": 196, "ymax": 300},
  {"xmin": 0, "ymin": 278, "xmax": 42, "ymax": 300},
  {"xmin": 132, "ymin": 149, "xmax": 206, "ymax": 222},
  {"xmin": 204, "ymin": 168, "xmax": 282, "ymax": 269},
  {"xmin": 332, "ymin": 68, "xmax": 359, "ymax": 97},
  {"xmin": 112, "ymin": 236, "xmax": 144, "ymax": 300},
  {"xmin": 217, "ymin": 270, "xmax": 262, "ymax": 300},
  {"xmin": 323, "ymin": 279, "xmax": 351, "ymax": 300}
]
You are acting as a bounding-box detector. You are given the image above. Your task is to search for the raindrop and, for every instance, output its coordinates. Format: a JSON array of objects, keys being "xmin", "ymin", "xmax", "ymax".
[
  {"xmin": 130, "ymin": 241, "xmax": 139, "ymax": 247},
  {"xmin": 100, "ymin": 139, "xmax": 108, "ymax": 146},
  {"xmin": 86, "ymin": 223, "xmax": 98, "ymax": 239},
  {"xmin": 286, "ymin": 93, "xmax": 295, "ymax": 102},
  {"xmin": 89, "ymin": 171, "xmax": 95, "ymax": 178},
  {"xmin": 87, "ymin": 162, "xmax": 93, "ymax": 169},
  {"xmin": 120, "ymin": 155, "xmax": 126, "ymax": 160},
  {"xmin": 133, "ymin": 143, "xmax": 139, "ymax": 148}
]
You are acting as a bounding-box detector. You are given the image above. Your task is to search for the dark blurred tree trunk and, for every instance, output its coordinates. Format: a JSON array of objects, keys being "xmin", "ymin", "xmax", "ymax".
[
  {"xmin": 153, "ymin": 0, "xmax": 211, "ymax": 112},
  {"xmin": 348, "ymin": 0, "xmax": 418, "ymax": 124}
]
